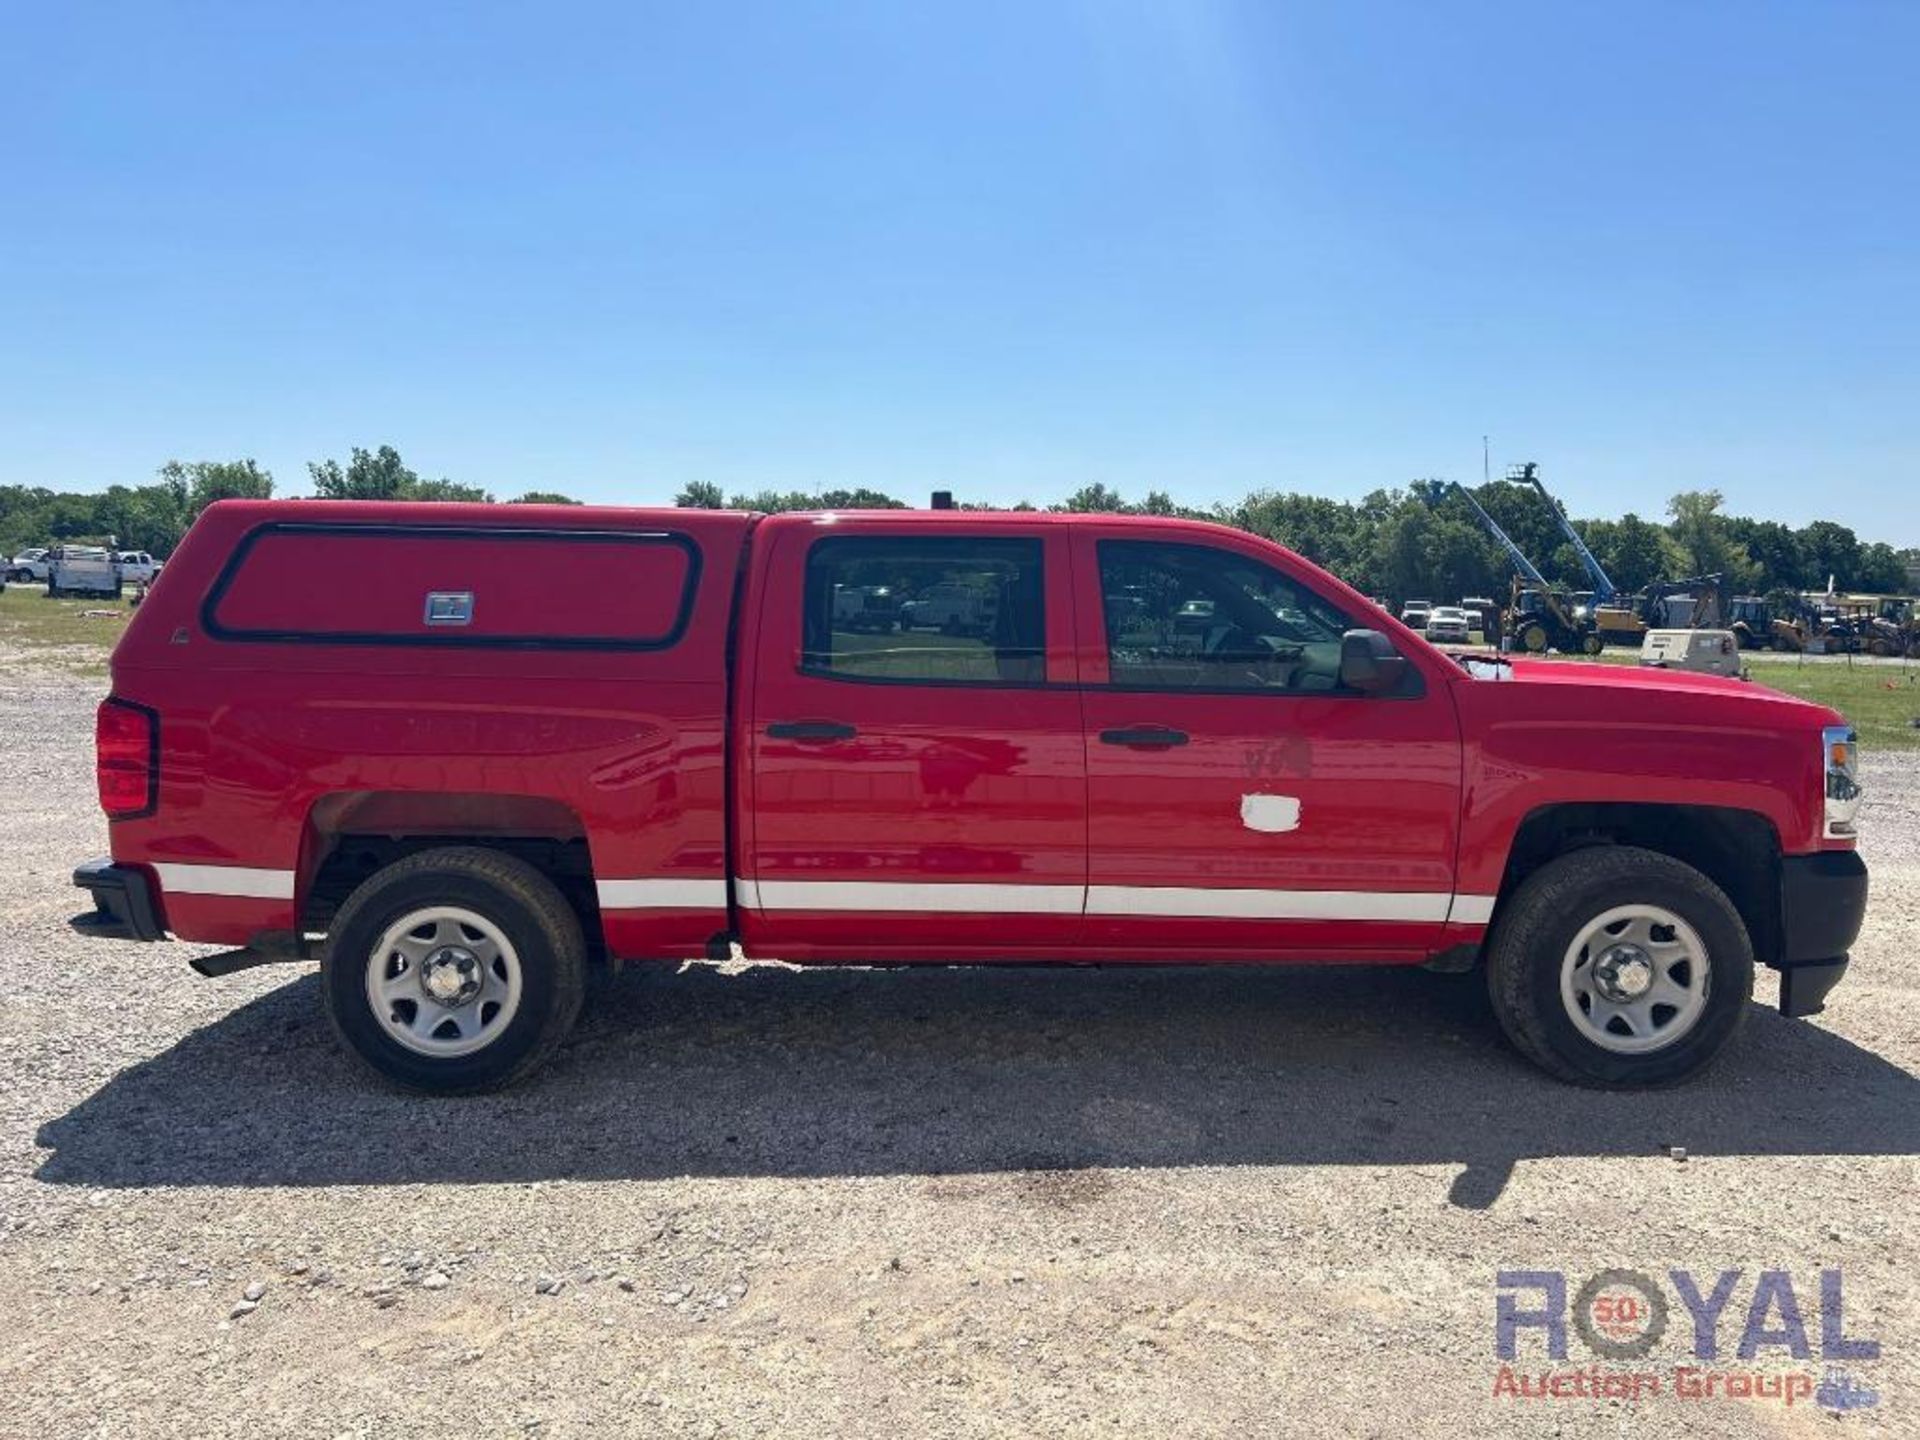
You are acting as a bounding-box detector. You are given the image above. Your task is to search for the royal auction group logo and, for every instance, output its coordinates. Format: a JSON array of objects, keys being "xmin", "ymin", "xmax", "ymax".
[{"xmin": 1494, "ymin": 1268, "xmax": 1881, "ymax": 1412}]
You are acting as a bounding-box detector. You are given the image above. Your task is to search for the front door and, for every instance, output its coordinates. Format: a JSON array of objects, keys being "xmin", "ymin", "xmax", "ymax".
[
  {"xmin": 739, "ymin": 518, "xmax": 1087, "ymax": 959},
  {"xmin": 1073, "ymin": 529, "xmax": 1463, "ymax": 960}
]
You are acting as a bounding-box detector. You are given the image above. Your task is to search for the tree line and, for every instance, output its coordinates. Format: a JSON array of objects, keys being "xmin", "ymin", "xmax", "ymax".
[
  {"xmin": 4, "ymin": 446, "xmax": 1913, "ymax": 603},
  {"xmin": 0, "ymin": 447, "xmax": 577, "ymax": 560},
  {"xmin": 674, "ymin": 478, "xmax": 1917, "ymax": 602}
]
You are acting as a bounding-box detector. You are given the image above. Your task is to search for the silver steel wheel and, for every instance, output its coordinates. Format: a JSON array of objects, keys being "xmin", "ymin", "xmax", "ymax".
[
  {"xmin": 1560, "ymin": 903, "xmax": 1710, "ymax": 1055},
  {"xmin": 365, "ymin": 906, "xmax": 523, "ymax": 1058}
]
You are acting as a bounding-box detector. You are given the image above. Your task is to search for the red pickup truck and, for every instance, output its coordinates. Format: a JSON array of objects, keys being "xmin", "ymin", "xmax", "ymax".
[{"xmin": 72, "ymin": 501, "xmax": 1867, "ymax": 1093}]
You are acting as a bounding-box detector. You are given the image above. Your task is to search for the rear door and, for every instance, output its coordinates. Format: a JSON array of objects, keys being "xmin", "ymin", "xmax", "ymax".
[
  {"xmin": 738, "ymin": 517, "xmax": 1086, "ymax": 959},
  {"xmin": 1073, "ymin": 527, "xmax": 1465, "ymax": 960}
]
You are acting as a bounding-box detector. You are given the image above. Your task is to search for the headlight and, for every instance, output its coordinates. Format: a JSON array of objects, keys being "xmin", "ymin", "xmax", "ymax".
[{"xmin": 1823, "ymin": 724, "xmax": 1861, "ymax": 840}]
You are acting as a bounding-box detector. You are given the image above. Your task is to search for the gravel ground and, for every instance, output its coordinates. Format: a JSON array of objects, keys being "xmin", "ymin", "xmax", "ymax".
[{"xmin": 2, "ymin": 659, "xmax": 1916, "ymax": 1438}]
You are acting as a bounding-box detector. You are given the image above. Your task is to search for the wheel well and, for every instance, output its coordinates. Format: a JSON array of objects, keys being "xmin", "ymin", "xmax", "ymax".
[
  {"xmin": 298, "ymin": 792, "xmax": 604, "ymax": 957},
  {"xmin": 1498, "ymin": 803, "xmax": 1782, "ymax": 966}
]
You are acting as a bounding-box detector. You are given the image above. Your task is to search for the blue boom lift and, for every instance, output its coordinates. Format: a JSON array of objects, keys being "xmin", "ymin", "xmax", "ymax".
[{"xmin": 1433, "ymin": 480, "xmax": 1602, "ymax": 655}]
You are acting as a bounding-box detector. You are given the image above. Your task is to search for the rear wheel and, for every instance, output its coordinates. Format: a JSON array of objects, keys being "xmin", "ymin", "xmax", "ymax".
[
  {"xmin": 1485, "ymin": 846, "xmax": 1752, "ymax": 1086},
  {"xmin": 1518, "ymin": 622, "xmax": 1549, "ymax": 653},
  {"xmin": 322, "ymin": 846, "xmax": 586, "ymax": 1093}
]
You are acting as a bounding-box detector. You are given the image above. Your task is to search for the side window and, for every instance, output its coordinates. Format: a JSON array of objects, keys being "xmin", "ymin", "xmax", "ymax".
[
  {"xmin": 1098, "ymin": 539, "xmax": 1364, "ymax": 694},
  {"xmin": 802, "ymin": 536, "xmax": 1045, "ymax": 684}
]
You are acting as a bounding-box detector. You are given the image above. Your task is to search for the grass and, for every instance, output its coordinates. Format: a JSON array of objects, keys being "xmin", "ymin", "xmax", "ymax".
[
  {"xmin": 1521, "ymin": 645, "xmax": 1920, "ymax": 750},
  {"xmin": 0, "ymin": 584, "xmax": 130, "ymax": 675},
  {"xmin": 1739, "ymin": 658, "xmax": 1920, "ymax": 752}
]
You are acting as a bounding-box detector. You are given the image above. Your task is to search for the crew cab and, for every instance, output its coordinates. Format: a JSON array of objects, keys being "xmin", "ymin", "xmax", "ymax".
[
  {"xmin": 71, "ymin": 501, "xmax": 1868, "ymax": 1093},
  {"xmin": 8, "ymin": 547, "xmax": 50, "ymax": 583}
]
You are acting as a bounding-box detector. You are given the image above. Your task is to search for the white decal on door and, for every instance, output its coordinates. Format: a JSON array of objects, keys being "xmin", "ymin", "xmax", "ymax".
[{"xmin": 1239, "ymin": 793, "xmax": 1302, "ymax": 833}]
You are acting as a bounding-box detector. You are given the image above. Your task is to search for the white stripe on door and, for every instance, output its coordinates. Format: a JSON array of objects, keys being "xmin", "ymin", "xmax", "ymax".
[
  {"xmin": 748, "ymin": 880, "xmax": 1085, "ymax": 914},
  {"xmin": 1086, "ymin": 885, "xmax": 1452, "ymax": 922},
  {"xmin": 737, "ymin": 879, "xmax": 1498, "ymax": 924},
  {"xmin": 144, "ymin": 865, "xmax": 1501, "ymax": 927}
]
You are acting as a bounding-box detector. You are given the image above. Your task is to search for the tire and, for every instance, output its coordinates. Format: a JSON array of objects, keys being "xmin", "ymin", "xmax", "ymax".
[
  {"xmin": 1518, "ymin": 622, "xmax": 1548, "ymax": 653},
  {"xmin": 1485, "ymin": 846, "xmax": 1753, "ymax": 1087},
  {"xmin": 1580, "ymin": 633, "xmax": 1604, "ymax": 656},
  {"xmin": 322, "ymin": 846, "xmax": 586, "ymax": 1094}
]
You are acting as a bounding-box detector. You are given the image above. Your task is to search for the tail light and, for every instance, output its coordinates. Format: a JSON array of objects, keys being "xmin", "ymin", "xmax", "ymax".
[{"xmin": 97, "ymin": 698, "xmax": 159, "ymax": 818}]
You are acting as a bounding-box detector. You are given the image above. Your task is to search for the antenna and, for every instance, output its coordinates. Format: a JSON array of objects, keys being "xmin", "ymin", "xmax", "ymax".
[{"xmin": 1482, "ymin": 436, "xmax": 1490, "ymax": 485}]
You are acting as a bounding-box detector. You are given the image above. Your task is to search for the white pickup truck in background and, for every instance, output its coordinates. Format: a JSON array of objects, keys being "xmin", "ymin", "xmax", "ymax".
[
  {"xmin": 113, "ymin": 551, "xmax": 161, "ymax": 584},
  {"xmin": 8, "ymin": 548, "xmax": 50, "ymax": 582}
]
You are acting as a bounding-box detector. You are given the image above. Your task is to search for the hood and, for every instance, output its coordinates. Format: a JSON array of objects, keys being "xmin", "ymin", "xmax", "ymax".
[{"xmin": 1458, "ymin": 655, "xmax": 1843, "ymax": 726}]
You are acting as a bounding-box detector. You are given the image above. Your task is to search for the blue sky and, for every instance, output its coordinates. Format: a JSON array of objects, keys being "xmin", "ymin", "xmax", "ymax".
[{"xmin": 3, "ymin": 2, "xmax": 1915, "ymax": 541}]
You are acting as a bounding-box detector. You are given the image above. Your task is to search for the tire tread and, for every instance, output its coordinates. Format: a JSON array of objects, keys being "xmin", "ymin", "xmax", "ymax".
[
  {"xmin": 322, "ymin": 845, "xmax": 586, "ymax": 1094},
  {"xmin": 1485, "ymin": 845, "xmax": 1752, "ymax": 1087}
]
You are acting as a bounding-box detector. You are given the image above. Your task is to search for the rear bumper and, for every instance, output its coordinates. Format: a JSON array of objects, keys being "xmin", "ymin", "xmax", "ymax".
[
  {"xmin": 70, "ymin": 858, "xmax": 166, "ymax": 942},
  {"xmin": 1770, "ymin": 850, "xmax": 1868, "ymax": 1017}
]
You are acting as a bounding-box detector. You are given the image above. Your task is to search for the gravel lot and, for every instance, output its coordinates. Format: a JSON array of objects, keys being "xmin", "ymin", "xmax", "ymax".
[{"xmin": 2, "ymin": 657, "xmax": 1915, "ymax": 1438}]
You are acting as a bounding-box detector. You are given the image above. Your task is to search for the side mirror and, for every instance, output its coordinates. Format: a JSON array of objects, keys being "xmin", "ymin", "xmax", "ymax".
[{"xmin": 1340, "ymin": 629, "xmax": 1410, "ymax": 695}]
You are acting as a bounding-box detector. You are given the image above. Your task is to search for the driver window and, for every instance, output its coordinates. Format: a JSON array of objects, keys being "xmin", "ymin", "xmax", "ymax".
[{"xmin": 1098, "ymin": 539, "xmax": 1361, "ymax": 693}]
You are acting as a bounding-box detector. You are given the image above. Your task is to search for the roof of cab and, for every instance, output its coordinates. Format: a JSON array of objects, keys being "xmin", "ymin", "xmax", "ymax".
[{"xmin": 191, "ymin": 498, "xmax": 1268, "ymax": 542}]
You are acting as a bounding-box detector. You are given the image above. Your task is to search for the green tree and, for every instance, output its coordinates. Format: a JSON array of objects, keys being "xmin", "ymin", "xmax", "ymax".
[
  {"xmin": 1586, "ymin": 513, "xmax": 1677, "ymax": 593},
  {"xmin": 1855, "ymin": 541, "xmax": 1906, "ymax": 593},
  {"xmin": 307, "ymin": 446, "xmax": 489, "ymax": 502},
  {"xmin": 160, "ymin": 458, "xmax": 274, "ymax": 517},
  {"xmin": 405, "ymin": 477, "xmax": 494, "ymax": 502},
  {"xmin": 1056, "ymin": 483, "xmax": 1127, "ymax": 513},
  {"xmin": 1666, "ymin": 490, "xmax": 1759, "ymax": 589},
  {"xmin": 309, "ymin": 445, "xmax": 414, "ymax": 500},
  {"xmin": 813, "ymin": 488, "xmax": 908, "ymax": 510},
  {"xmin": 674, "ymin": 481, "xmax": 726, "ymax": 508},
  {"xmin": 1472, "ymin": 480, "xmax": 1567, "ymax": 583},
  {"xmin": 1797, "ymin": 520, "xmax": 1861, "ymax": 590},
  {"xmin": 1725, "ymin": 517, "xmax": 1804, "ymax": 592},
  {"xmin": 507, "ymin": 490, "xmax": 581, "ymax": 505},
  {"xmin": 1232, "ymin": 490, "xmax": 1364, "ymax": 577}
]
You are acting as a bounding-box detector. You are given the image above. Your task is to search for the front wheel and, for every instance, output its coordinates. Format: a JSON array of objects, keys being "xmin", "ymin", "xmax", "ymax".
[
  {"xmin": 1485, "ymin": 846, "xmax": 1752, "ymax": 1086},
  {"xmin": 1580, "ymin": 632, "xmax": 1604, "ymax": 656},
  {"xmin": 322, "ymin": 846, "xmax": 586, "ymax": 1093}
]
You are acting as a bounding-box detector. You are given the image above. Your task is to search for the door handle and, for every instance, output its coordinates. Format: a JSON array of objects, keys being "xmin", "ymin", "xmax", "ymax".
[
  {"xmin": 1099, "ymin": 726, "xmax": 1189, "ymax": 747},
  {"xmin": 767, "ymin": 720, "xmax": 858, "ymax": 742}
]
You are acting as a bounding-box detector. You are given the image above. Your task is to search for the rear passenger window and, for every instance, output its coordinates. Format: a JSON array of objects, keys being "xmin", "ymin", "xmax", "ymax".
[{"xmin": 802, "ymin": 536, "xmax": 1045, "ymax": 684}]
